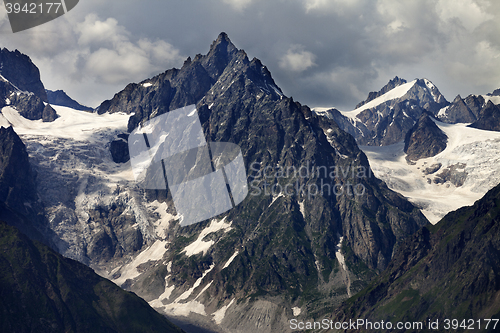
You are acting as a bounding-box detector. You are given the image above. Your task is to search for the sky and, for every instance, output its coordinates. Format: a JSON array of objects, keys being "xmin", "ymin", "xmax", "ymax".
[{"xmin": 0, "ymin": 0, "xmax": 499, "ymax": 110}]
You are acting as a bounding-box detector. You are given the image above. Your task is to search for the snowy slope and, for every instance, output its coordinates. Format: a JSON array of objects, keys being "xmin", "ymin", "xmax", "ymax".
[
  {"xmin": 312, "ymin": 80, "xmax": 417, "ymax": 119},
  {"xmin": 340, "ymin": 80, "xmax": 417, "ymax": 119},
  {"xmin": 361, "ymin": 120, "xmax": 500, "ymax": 223}
]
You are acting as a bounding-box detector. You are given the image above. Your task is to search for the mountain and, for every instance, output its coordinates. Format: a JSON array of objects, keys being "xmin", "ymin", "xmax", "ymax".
[
  {"xmin": 0, "ymin": 221, "xmax": 183, "ymax": 333},
  {"xmin": 315, "ymin": 77, "xmax": 449, "ymax": 146},
  {"xmin": 1, "ymin": 33, "xmax": 428, "ymax": 332},
  {"xmin": 468, "ymin": 101, "xmax": 500, "ymax": 132},
  {"xmin": 0, "ymin": 48, "xmax": 58, "ymax": 122},
  {"xmin": 355, "ymin": 76, "xmax": 407, "ymax": 109},
  {"xmin": 0, "ymin": 126, "xmax": 54, "ymax": 246},
  {"xmin": 404, "ymin": 112, "xmax": 448, "ymax": 162},
  {"xmin": 46, "ymin": 89, "xmax": 94, "ymax": 112},
  {"xmin": 0, "ymin": 48, "xmax": 47, "ymax": 102},
  {"xmin": 87, "ymin": 33, "xmax": 428, "ymax": 331},
  {"xmin": 332, "ymin": 181, "xmax": 500, "ymax": 332},
  {"xmin": 437, "ymin": 92, "xmax": 500, "ymax": 127},
  {"xmin": 360, "ymin": 117, "xmax": 500, "ymax": 224}
]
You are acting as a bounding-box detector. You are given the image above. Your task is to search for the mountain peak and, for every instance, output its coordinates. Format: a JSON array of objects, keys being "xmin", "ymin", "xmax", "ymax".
[
  {"xmin": 208, "ymin": 32, "xmax": 238, "ymax": 54},
  {"xmin": 355, "ymin": 76, "xmax": 407, "ymax": 109},
  {"xmin": 404, "ymin": 112, "xmax": 447, "ymax": 161}
]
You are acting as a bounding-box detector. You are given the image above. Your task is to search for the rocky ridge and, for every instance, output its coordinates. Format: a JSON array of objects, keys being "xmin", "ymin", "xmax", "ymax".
[
  {"xmin": 0, "ymin": 221, "xmax": 183, "ymax": 333},
  {"xmin": 46, "ymin": 89, "xmax": 94, "ymax": 112}
]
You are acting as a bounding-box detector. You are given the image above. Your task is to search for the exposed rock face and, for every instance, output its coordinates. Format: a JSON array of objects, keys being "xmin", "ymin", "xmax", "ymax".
[
  {"xmin": 439, "ymin": 95, "xmax": 477, "ymax": 123},
  {"xmin": 404, "ymin": 113, "xmax": 447, "ymax": 161},
  {"xmin": 109, "ymin": 135, "xmax": 130, "ymax": 163},
  {"xmin": 0, "ymin": 126, "xmax": 52, "ymax": 246},
  {"xmin": 8, "ymin": 93, "xmax": 59, "ymax": 122},
  {"xmin": 92, "ymin": 33, "xmax": 428, "ymax": 331},
  {"xmin": 333, "ymin": 182, "xmax": 500, "ymax": 331},
  {"xmin": 0, "ymin": 48, "xmax": 48, "ymax": 102},
  {"xmin": 487, "ymin": 88, "xmax": 500, "ymax": 96},
  {"xmin": 468, "ymin": 101, "xmax": 500, "ymax": 132},
  {"xmin": 355, "ymin": 76, "xmax": 407, "ymax": 109},
  {"xmin": 0, "ymin": 48, "xmax": 58, "ymax": 122},
  {"xmin": 0, "ymin": 221, "xmax": 183, "ymax": 333},
  {"xmin": 323, "ymin": 78, "xmax": 449, "ymax": 146},
  {"xmin": 46, "ymin": 89, "xmax": 94, "ymax": 111}
]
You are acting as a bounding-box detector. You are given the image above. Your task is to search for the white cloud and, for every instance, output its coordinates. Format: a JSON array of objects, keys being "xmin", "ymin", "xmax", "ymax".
[
  {"xmin": 222, "ymin": 0, "xmax": 255, "ymax": 11},
  {"xmin": 436, "ymin": 0, "xmax": 493, "ymax": 31},
  {"xmin": 279, "ymin": 45, "xmax": 316, "ymax": 72}
]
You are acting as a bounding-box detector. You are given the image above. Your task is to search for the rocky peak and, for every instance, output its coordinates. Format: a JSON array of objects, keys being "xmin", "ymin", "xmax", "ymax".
[
  {"xmin": 355, "ymin": 76, "xmax": 407, "ymax": 109},
  {"xmin": 438, "ymin": 94, "xmax": 476, "ymax": 123},
  {"xmin": 46, "ymin": 89, "xmax": 93, "ymax": 111},
  {"xmin": 201, "ymin": 32, "xmax": 239, "ymax": 79},
  {"xmin": 468, "ymin": 100, "xmax": 500, "ymax": 131},
  {"xmin": 404, "ymin": 112, "xmax": 447, "ymax": 161},
  {"xmin": 0, "ymin": 48, "xmax": 47, "ymax": 102},
  {"xmin": 487, "ymin": 88, "xmax": 500, "ymax": 96}
]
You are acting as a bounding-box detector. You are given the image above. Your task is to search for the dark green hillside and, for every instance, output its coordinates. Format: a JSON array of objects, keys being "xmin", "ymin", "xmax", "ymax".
[
  {"xmin": 333, "ymin": 182, "xmax": 500, "ymax": 332},
  {"xmin": 0, "ymin": 221, "xmax": 183, "ymax": 333}
]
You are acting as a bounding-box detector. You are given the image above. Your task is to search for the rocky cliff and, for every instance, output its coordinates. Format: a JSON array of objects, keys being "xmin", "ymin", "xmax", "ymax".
[
  {"xmin": 404, "ymin": 112, "xmax": 447, "ymax": 162},
  {"xmin": 0, "ymin": 48, "xmax": 47, "ymax": 102}
]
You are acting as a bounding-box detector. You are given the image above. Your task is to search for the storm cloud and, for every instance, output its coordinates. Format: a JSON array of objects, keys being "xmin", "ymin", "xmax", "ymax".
[{"xmin": 0, "ymin": 0, "xmax": 498, "ymax": 110}]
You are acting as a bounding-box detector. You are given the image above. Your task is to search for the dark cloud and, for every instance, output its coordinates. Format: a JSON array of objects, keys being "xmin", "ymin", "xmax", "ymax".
[{"xmin": 0, "ymin": 0, "xmax": 498, "ymax": 109}]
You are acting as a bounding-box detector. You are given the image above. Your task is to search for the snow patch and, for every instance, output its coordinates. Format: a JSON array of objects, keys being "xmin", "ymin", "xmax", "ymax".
[
  {"xmin": 222, "ymin": 251, "xmax": 239, "ymax": 269},
  {"xmin": 213, "ymin": 299, "xmax": 235, "ymax": 325},
  {"xmin": 176, "ymin": 264, "xmax": 215, "ymax": 302},
  {"xmin": 292, "ymin": 307, "xmax": 301, "ymax": 316},
  {"xmin": 113, "ymin": 240, "xmax": 168, "ymax": 286},
  {"xmin": 142, "ymin": 82, "xmax": 152, "ymax": 88},
  {"xmin": 182, "ymin": 217, "xmax": 232, "ymax": 257},
  {"xmin": 268, "ymin": 192, "xmax": 284, "ymax": 207},
  {"xmin": 482, "ymin": 95, "xmax": 500, "ymax": 105}
]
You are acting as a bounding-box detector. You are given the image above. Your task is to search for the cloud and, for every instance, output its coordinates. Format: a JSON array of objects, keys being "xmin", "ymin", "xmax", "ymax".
[
  {"xmin": 279, "ymin": 45, "xmax": 316, "ymax": 72},
  {"xmin": 222, "ymin": 0, "xmax": 255, "ymax": 11},
  {"xmin": 1, "ymin": 0, "xmax": 499, "ymax": 110},
  {"xmin": 75, "ymin": 14, "xmax": 183, "ymax": 84}
]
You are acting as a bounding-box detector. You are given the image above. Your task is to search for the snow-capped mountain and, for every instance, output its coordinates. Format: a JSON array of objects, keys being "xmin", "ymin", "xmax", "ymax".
[
  {"xmin": 314, "ymin": 77, "xmax": 448, "ymax": 146},
  {"xmin": 314, "ymin": 79, "xmax": 500, "ymax": 224}
]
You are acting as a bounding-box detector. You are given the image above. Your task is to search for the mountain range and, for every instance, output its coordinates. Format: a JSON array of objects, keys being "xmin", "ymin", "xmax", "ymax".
[{"xmin": 0, "ymin": 33, "xmax": 499, "ymax": 332}]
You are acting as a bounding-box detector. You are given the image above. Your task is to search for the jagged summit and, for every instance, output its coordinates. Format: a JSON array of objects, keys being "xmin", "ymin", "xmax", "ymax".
[
  {"xmin": 0, "ymin": 48, "xmax": 47, "ymax": 102},
  {"xmin": 317, "ymin": 77, "xmax": 449, "ymax": 146},
  {"xmin": 90, "ymin": 33, "xmax": 427, "ymax": 331},
  {"xmin": 355, "ymin": 76, "xmax": 408, "ymax": 109},
  {"xmin": 97, "ymin": 32, "xmax": 284, "ymax": 131}
]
